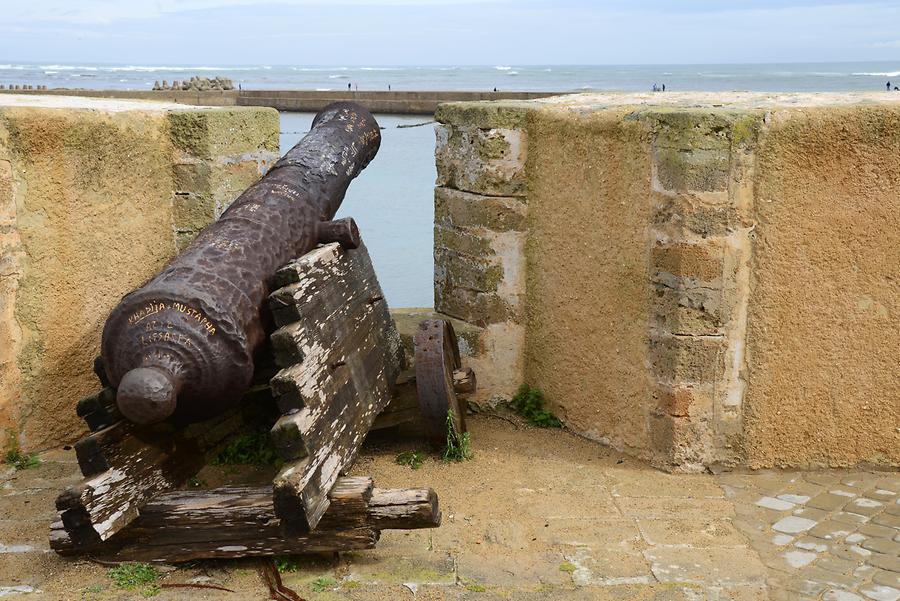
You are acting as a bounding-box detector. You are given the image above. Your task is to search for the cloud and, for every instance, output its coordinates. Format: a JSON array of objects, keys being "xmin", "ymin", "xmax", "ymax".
[{"xmin": 10, "ymin": 0, "xmax": 506, "ymax": 25}]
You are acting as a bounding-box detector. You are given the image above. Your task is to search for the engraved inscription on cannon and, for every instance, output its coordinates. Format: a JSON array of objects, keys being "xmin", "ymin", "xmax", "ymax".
[{"xmin": 101, "ymin": 102, "xmax": 381, "ymax": 425}]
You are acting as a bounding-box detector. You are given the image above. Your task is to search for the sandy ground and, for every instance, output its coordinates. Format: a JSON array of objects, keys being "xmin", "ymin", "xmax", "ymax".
[{"xmin": 2, "ymin": 415, "xmax": 898, "ymax": 600}]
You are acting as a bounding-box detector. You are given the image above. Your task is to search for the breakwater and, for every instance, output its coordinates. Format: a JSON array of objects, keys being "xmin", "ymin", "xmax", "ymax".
[{"xmin": 0, "ymin": 89, "xmax": 563, "ymax": 114}]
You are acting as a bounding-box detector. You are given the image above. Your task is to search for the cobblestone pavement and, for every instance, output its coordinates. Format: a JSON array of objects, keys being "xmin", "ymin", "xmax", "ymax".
[{"xmin": 0, "ymin": 417, "xmax": 897, "ymax": 600}]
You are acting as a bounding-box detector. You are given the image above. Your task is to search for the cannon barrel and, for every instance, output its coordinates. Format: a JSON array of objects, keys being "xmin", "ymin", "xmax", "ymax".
[{"xmin": 100, "ymin": 102, "xmax": 381, "ymax": 425}]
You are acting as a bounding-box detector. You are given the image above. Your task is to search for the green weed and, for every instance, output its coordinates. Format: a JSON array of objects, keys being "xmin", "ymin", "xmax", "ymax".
[
  {"xmin": 213, "ymin": 431, "xmax": 280, "ymax": 466},
  {"xmin": 511, "ymin": 385, "xmax": 562, "ymax": 428},
  {"xmin": 442, "ymin": 410, "xmax": 473, "ymax": 463},
  {"xmin": 559, "ymin": 562, "xmax": 577, "ymax": 573},
  {"xmin": 108, "ymin": 563, "xmax": 159, "ymax": 593},
  {"xmin": 310, "ymin": 576, "xmax": 337, "ymax": 592},
  {"xmin": 466, "ymin": 583, "xmax": 487, "ymax": 592},
  {"xmin": 274, "ymin": 555, "xmax": 301, "ymax": 573},
  {"xmin": 3, "ymin": 447, "xmax": 40, "ymax": 471},
  {"xmin": 395, "ymin": 450, "xmax": 425, "ymax": 469}
]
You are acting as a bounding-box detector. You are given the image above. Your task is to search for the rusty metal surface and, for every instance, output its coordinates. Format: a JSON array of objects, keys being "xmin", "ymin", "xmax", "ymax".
[
  {"xmin": 414, "ymin": 319, "xmax": 467, "ymax": 445},
  {"xmin": 101, "ymin": 102, "xmax": 381, "ymax": 425}
]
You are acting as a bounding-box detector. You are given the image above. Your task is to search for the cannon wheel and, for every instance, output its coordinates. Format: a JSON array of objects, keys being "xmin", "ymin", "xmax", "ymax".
[{"xmin": 414, "ymin": 319, "xmax": 466, "ymax": 445}]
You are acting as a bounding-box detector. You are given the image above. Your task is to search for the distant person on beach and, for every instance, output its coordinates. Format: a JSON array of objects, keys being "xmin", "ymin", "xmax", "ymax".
[
  {"xmin": 662, "ymin": 83, "xmax": 666, "ymax": 92},
  {"xmin": 388, "ymin": 84, "xmax": 391, "ymax": 91},
  {"xmin": 888, "ymin": 81, "xmax": 892, "ymax": 91},
  {"xmin": 493, "ymin": 87, "xmax": 498, "ymax": 92},
  {"xmin": 652, "ymin": 83, "xmax": 659, "ymax": 92},
  {"xmin": 355, "ymin": 84, "xmax": 358, "ymax": 91},
  {"xmin": 347, "ymin": 82, "xmax": 351, "ymax": 91}
]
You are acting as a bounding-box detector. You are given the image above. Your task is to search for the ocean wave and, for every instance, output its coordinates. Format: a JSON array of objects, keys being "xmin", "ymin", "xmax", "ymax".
[
  {"xmin": 359, "ymin": 67, "xmax": 403, "ymax": 71},
  {"xmin": 328, "ymin": 74, "xmax": 350, "ymax": 79},
  {"xmin": 506, "ymin": 71, "xmax": 519, "ymax": 76},
  {"xmin": 494, "ymin": 66, "xmax": 512, "ymax": 71},
  {"xmin": 852, "ymin": 71, "xmax": 900, "ymax": 77}
]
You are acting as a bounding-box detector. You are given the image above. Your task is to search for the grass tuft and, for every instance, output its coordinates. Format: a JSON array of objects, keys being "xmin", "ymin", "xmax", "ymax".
[
  {"xmin": 511, "ymin": 385, "xmax": 562, "ymax": 428},
  {"xmin": 559, "ymin": 562, "xmax": 577, "ymax": 573},
  {"xmin": 310, "ymin": 576, "xmax": 337, "ymax": 592},
  {"xmin": 108, "ymin": 563, "xmax": 159, "ymax": 592},
  {"xmin": 4, "ymin": 447, "xmax": 40, "ymax": 471},
  {"xmin": 395, "ymin": 450, "xmax": 425, "ymax": 469},
  {"xmin": 442, "ymin": 410, "xmax": 473, "ymax": 463}
]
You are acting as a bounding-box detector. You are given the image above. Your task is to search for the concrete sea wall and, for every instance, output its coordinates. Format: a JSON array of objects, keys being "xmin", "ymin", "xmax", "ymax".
[
  {"xmin": 435, "ymin": 92, "xmax": 900, "ymax": 470},
  {"xmin": 0, "ymin": 89, "xmax": 562, "ymax": 115},
  {"xmin": 0, "ymin": 95, "xmax": 278, "ymax": 451}
]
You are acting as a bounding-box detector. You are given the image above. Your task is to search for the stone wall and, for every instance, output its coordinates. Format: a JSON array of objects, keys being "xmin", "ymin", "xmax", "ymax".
[
  {"xmin": 435, "ymin": 92, "xmax": 900, "ymax": 470},
  {"xmin": 433, "ymin": 104, "xmax": 529, "ymax": 406},
  {"xmin": 0, "ymin": 95, "xmax": 278, "ymax": 451}
]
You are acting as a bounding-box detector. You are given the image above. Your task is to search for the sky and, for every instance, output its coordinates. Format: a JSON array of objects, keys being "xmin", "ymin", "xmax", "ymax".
[{"xmin": 0, "ymin": 0, "xmax": 899, "ymax": 65}]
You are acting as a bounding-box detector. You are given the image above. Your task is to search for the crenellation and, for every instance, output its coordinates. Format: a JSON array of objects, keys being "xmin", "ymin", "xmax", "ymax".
[{"xmin": 435, "ymin": 92, "xmax": 899, "ymax": 470}]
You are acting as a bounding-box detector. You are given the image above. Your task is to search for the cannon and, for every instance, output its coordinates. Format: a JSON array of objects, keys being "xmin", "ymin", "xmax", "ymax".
[{"xmin": 101, "ymin": 102, "xmax": 380, "ymax": 425}]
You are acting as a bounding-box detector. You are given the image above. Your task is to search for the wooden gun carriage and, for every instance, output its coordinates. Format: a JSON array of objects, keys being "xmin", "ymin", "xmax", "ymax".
[{"xmin": 50, "ymin": 102, "xmax": 474, "ymax": 562}]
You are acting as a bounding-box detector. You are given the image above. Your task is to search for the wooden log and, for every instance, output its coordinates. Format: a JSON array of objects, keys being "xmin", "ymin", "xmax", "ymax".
[
  {"xmin": 368, "ymin": 488, "xmax": 441, "ymax": 530},
  {"xmin": 50, "ymin": 481, "xmax": 439, "ymax": 562}
]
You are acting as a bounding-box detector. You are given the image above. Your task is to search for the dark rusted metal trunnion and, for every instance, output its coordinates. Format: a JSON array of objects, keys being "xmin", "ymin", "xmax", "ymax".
[{"xmin": 101, "ymin": 102, "xmax": 381, "ymax": 425}]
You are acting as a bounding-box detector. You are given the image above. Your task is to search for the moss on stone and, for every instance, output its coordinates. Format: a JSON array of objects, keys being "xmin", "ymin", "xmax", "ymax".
[
  {"xmin": 436, "ymin": 101, "xmax": 531, "ymax": 129},
  {"xmin": 168, "ymin": 108, "xmax": 279, "ymax": 159}
]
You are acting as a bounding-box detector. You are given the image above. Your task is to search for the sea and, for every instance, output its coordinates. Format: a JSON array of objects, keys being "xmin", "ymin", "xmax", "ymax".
[{"xmin": 4, "ymin": 62, "xmax": 898, "ymax": 308}]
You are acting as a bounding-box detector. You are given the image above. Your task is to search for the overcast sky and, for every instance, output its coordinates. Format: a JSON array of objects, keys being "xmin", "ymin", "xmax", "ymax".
[{"xmin": 1, "ymin": 0, "xmax": 899, "ymax": 65}]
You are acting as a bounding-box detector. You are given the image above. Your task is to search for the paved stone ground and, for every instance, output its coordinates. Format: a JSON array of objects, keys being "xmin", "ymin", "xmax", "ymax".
[{"xmin": 0, "ymin": 416, "xmax": 897, "ymax": 600}]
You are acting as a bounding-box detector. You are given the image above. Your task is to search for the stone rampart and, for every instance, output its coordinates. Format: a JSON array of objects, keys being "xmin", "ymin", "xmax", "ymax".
[
  {"xmin": 0, "ymin": 94, "xmax": 279, "ymax": 451},
  {"xmin": 435, "ymin": 92, "xmax": 900, "ymax": 470}
]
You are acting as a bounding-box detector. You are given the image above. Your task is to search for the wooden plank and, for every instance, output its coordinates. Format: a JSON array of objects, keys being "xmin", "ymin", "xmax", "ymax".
[
  {"xmin": 50, "ymin": 480, "xmax": 438, "ymax": 562},
  {"xmin": 56, "ymin": 391, "xmax": 276, "ymax": 546},
  {"xmin": 272, "ymin": 328, "xmax": 397, "ymax": 531},
  {"xmin": 266, "ymin": 241, "xmax": 405, "ymax": 532}
]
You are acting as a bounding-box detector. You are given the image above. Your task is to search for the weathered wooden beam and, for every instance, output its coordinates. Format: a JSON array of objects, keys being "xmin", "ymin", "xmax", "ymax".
[
  {"xmin": 452, "ymin": 367, "xmax": 477, "ymax": 397},
  {"xmin": 75, "ymin": 388, "xmax": 121, "ymax": 433},
  {"xmin": 266, "ymin": 242, "xmax": 404, "ymax": 532},
  {"xmin": 57, "ymin": 392, "xmax": 277, "ymax": 546},
  {"xmin": 368, "ymin": 488, "xmax": 441, "ymax": 530},
  {"xmin": 50, "ymin": 480, "xmax": 439, "ymax": 562}
]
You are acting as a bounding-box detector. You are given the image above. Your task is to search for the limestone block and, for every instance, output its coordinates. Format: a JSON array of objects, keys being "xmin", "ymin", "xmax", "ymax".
[
  {"xmin": 434, "ymin": 224, "xmax": 525, "ymax": 323},
  {"xmin": 654, "ymin": 386, "xmax": 713, "ymax": 419},
  {"xmin": 649, "ymin": 334, "xmax": 727, "ymax": 386},
  {"xmin": 435, "ymin": 124, "xmax": 526, "ymax": 196},
  {"xmin": 168, "ymin": 108, "xmax": 279, "ymax": 159},
  {"xmin": 651, "ymin": 282, "xmax": 725, "ymax": 336},
  {"xmin": 434, "ymin": 186, "xmax": 525, "ymax": 231},
  {"xmin": 651, "ymin": 240, "xmax": 725, "ymax": 283}
]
